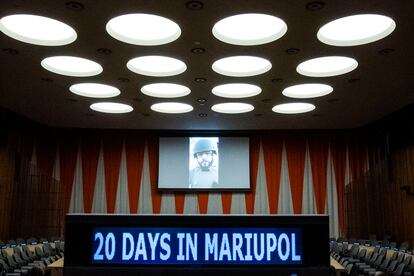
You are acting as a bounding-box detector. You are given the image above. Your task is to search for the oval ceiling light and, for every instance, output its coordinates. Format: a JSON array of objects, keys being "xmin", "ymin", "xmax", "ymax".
[
  {"xmin": 317, "ymin": 14, "xmax": 396, "ymax": 46},
  {"xmin": 296, "ymin": 56, "xmax": 357, "ymax": 77},
  {"xmin": 127, "ymin": 56, "xmax": 187, "ymax": 77},
  {"xmin": 212, "ymin": 13, "xmax": 287, "ymax": 46},
  {"xmin": 212, "ymin": 83, "xmax": 262, "ymax": 98},
  {"xmin": 212, "ymin": 56, "xmax": 271, "ymax": 77},
  {"xmin": 282, "ymin": 83, "xmax": 333, "ymax": 98},
  {"xmin": 0, "ymin": 14, "xmax": 77, "ymax": 46},
  {"xmin": 141, "ymin": 83, "xmax": 190, "ymax": 98},
  {"xmin": 69, "ymin": 83, "xmax": 120, "ymax": 98},
  {"xmin": 211, "ymin": 103, "xmax": 254, "ymax": 114},
  {"xmin": 151, "ymin": 102, "xmax": 193, "ymax": 114},
  {"xmin": 41, "ymin": 56, "xmax": 103, "ymax": 77},
  {"xmin": 272, "ymin": 103, "xmax": 315, "ymax": 114},
  {"xmin": 90, "ymin": 102, "xmax": 133, "ymax": 114},
  {"xmin": 106, "ymin": 13, "xmax": 181, "ymax": 46}
]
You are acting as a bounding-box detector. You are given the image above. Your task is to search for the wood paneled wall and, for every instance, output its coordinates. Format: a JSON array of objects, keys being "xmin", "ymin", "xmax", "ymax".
[
  {"xmin": 0, "ymin": 147, "xmax": 15, "ymax": 240},
  {"xmin": 345, "ymin": 145, "xmax": 414, "ymax": 246},
  {"xmin": 0, "ymin": 145, "xmax": 63, "ymax": 241},
  {"xmin": 389, "ymin": 146, "xmax": 414, "ymax": 244}
]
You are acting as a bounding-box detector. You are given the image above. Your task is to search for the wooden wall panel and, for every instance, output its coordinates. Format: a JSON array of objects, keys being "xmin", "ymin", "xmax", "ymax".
[
  {"xmin": 345, "ymin": 146, "xmax": 414, "ymax": 246},
  {"xmin": 389, "ymin": 146, "xmax": 414, "ymax": 245},
  {"xmin": 0, "ymin": 146, "xmax": 63, "ymax": 241},
  {"xmin": 0, "ymin": 147, "xmax": 15, "ymax": 240}
]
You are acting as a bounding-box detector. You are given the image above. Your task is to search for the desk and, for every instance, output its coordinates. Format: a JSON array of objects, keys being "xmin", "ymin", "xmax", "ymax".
[
  {"xmin": 48, "ymin": 257, "xmax": 64, "ymax": 276},
  {"xmin": 330, "ymin": 256, "xmax": 345, "ymax": 276}
]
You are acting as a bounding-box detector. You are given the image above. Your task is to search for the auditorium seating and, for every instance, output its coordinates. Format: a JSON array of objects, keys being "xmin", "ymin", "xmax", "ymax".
[
  {"xmin": 330, "ymin": 238, "xmax": 413, "ymax": 276},
  {"xmin": 0, "ymin": 238, "xmax": 64, "ymax": 276}
]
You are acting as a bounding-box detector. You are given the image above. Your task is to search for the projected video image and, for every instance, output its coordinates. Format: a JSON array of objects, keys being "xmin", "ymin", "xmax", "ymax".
[
  {"xmin": 158, "ymin": 137, "xmax": 249, "ymax": 190},
  {"xmin": 189, "ymin": 137, "xmax": 219, "ymax": 188}
]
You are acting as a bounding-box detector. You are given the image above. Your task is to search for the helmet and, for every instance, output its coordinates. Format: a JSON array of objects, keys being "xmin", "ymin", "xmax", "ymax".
[{"xmin": 193, "ymin": 139, "xmax": 217, "ymax": 156}]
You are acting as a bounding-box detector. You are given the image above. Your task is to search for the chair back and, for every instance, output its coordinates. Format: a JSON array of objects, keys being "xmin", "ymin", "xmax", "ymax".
[{"xmin": 393, "ymin": 263, "xmax": 406, "ymax": 276}]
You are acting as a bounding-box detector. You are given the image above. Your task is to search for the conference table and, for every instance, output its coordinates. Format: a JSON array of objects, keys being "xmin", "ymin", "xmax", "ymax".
[
  {"xmin": 48, "ymin": 257, "xmax": 64, "ymax": 276},
  {"xmin": 47, "ymin": 257, "xmax": 342, "ymax": 276},
  {"xmin": 330, "ymin": 256, "xmax": 346, "ymax": 276},
  {"xmin": 3, "ymin": 241, "xmax": 345, "ymax": 276}
]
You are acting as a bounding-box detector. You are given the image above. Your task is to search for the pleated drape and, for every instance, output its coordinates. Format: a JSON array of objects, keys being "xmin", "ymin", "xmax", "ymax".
[
  {"xmin": 262, "ymin": 135, "xmax": 283, "ymax": 214},
  {"xmin": 331, "ymin": 136, "xmax": 347, "ymax": 236},
  {"xmin": 27, "ymin": 132, "xmax": 372, "ymax": 238},
  {"xmin": 103, "ymin": 134, "xmax": 123, "ymax": 213},
  {"xmin": 285, "ymin": 137, "xmax": 307, "ymax": 214},
  {"xmin": 147, "ymin": 136, "xmax": 162, "ymax": 214},
  {"xmin": 59, "ymin": 133, "xmax": 79, "ymax": 214},
  {"xmin": 245, "ymin": 135, "xmax": 260, "ymax": 214},
  {"xmin": 309, "ymin": 136, "xmax": 329, "ymax": 214},
  {"xmin": 81, "ymin": 134, "xmax": 100, "ymax": 213},
  {"xmin": 36, "ymin": 132, "xmax": 57, "ymax": 177},
  {"xmin": 125, "ymin": 134, "xmax": 145, "ymax": 214}
]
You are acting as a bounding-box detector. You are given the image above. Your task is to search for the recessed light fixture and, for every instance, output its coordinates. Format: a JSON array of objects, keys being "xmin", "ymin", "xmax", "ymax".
[
  {"xmin": 65, "ymin": 1, "xmax": 85, "ymax": 11},
  {"xmin": 41, "ymin": 56, "xmax": 103, "ymax": 77},
  {"xmin": 69, "ymin": 83, "xmax": 120, "ymax": 98},
  {"xmin": 194, "ymin": 77, "xmax": 207, "ymax": 83},
  {"xmin": 317, "ymin": 14, "xmax": 396, "ymax": 46},
  {"xmin": 0, "ymin": 14, "xmax": 77, "ymax": 46},
  {"xmin": 186, "ymin": 1, "xmax": 204, "ymax": 10},
  {"xmin": 212, "ymin": 13, "xmax": 287, "ymax": 46},
  {"xmin": 282, "ymin": 83, "xmax": 333, "ymax": 98},
  {"xmin": 90, "ymin": 102, "xmax": 133, "ymax": 113},
  {"xmin": 141, "ymin": 83, "xmax": 190, "ymax": 98},
  {"xmin": 272, "ymin": 103, "xmax": 315, "ymax": 114},
  {"xmin": 196, "ymin": 98, "xmax": 207, "ymax": 104},
  {"xmin": 106, "ymin": 13, "xmax": 181, "ymax": 46},
  {"xmin": 127, "ymin": 56, "xmax": 187, "ymax": 77},
  {"xmin": 151, "ymin": 102, "xmax": 193, "ymax": 114},
  {"xmin": 212, "ymin": 83, "xmax": 262, "ymax": 98},
  {"xmin": 211, "ymin": 103, "xmax": 254, "ymax": 114},
  {"xmin": 296, "ymin": 56, "xmax": 357, "ymax": 77},
  {"xmin": 212, "ymin": 56, "xmax": 271, "ymax": 77}
]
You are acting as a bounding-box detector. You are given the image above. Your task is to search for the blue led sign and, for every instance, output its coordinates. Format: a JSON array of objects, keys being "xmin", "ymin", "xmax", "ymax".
[{"xmin": 92, "ymin": 227, "xmax": 302, "ymax": 265}]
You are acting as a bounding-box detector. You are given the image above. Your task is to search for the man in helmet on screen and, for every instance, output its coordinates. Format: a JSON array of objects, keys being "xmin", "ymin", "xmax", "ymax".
[{"xmin": 189, "ymin": 139, "xmax": 218, "ymax": 188}]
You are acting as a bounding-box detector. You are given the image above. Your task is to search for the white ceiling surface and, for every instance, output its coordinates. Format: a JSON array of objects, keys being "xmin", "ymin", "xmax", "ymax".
[{"xmin": 0, "ymin": 0, "xmax": 413, "ymax": 130}]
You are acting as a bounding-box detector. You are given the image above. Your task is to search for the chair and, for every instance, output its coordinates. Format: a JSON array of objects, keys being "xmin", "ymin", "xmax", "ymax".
[
  {"xmin": 354, "ymin": 251, "xmax": 376, "ymax": 273},
  {"xmin": 345, "ymin": 263, "xmax": 354, "ymax": 274},
  {"xmin": 38, "ymin": 238, "xmax": 48, "ymax": 245},
  {"xmin": 379, "ymin": 248, "xmax": 388, "ymax": 256},
  {"xmin": 403, "ymin": 255, "xmax": 412, "ymax": 266},
  {"xmin": 338, "ymin": 244, "xmax": 359, "ymax": 264},
  {"xmin": 361, "ymin": 254, "xmax": 386, "ymax": 275},
  {"xmin": 21, "ymin": 245, "xmax": 37, "ymax": 262},
  {"xmin": 42, "ymin": 243, "xmax": 57, "ymax": 261},
  {"xmin": 400, "ymin": 242, "xmax": 411, "ymax": 251},
  {"xmin": 393, "ymin": 263, "xmax": 406, "ymax": 276},
  {"xmin": 25, "ymin": 238, "xmax": 37, "ymax": 245},
  {"xmin": 4, "ymin": 255, "xmax": 28, "ymax": 275},
  {"xmin": 7, "ymin": 241, "xmax": 16, "ymax": 248},
  {"xmin": 15, "ymin": 239, "xmax": 25, "ymax": 246},
  {"xmin": 0, "ymin": 258, "xmax": 25, "ymax": 275},
  {"xmin": 405, "ymin": 261, "xmax": 414, "ymax": 274},
  {"xmin": 386, "ymin": 259, "xmax": 402, "ymax": 274},
  {"xmin": 50, "ymin": 236, "xmax": 61, "ymax": 243},
  {"xmin": 34, "ymin": 247, "xmax": 52, "ymax": 265},
  {"xmin": 390, "ymin": 251, "xmax": 399, "ymax": 261},
  {"xmin": 397, "ymin": 252, "xmax": 406, "ymax": 264},
  {"xmin": 1, "ymin": 249, "xmax": 9, "ymax": 259}
]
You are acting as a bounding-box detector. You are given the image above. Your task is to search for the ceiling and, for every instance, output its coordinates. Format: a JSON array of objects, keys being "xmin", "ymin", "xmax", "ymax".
[{"xmin": 0, "ymin": 0, "xmax": 413, "ymax": 130}]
